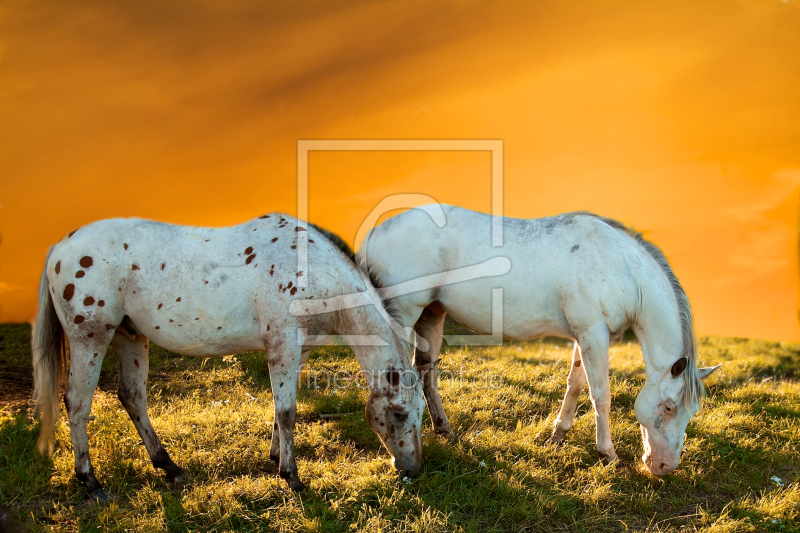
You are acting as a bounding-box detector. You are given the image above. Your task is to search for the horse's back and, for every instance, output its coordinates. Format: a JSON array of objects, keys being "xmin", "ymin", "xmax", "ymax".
[
  {"xmin": 363, "ymin": 205, "xmax": 641, "ymax": 339},
  {"xmin": 46, "ymin": 215, "xmax": 354, "ymax": 356}
]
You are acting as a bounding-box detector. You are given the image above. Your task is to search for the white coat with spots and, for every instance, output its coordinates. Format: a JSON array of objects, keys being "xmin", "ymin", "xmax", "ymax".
[
  {"xmin": 32, "ymin": 214, "xmax": 424, "ymax": 498},
  {"xmin": 358, "ymin": 205, "xmax": 720, "ymax": 476}
]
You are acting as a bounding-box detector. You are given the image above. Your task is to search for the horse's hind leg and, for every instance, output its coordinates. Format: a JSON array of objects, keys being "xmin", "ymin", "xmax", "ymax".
[
  {"xmin": 413, "ymin": 305, "xmax": 452, "ymax": 438},
  {"xmin": 265, "ymin": 333, "xmax": 305, "ymax": 491},
  {"xmin": 111, "ymin": 332, "xmax": 184, "ymax": 481},
  {"xmin": 63, "ymin": 340, "xmax": 112, "ymax": 500},
  {"xmin": 550, "ymin": 341, "xmax": 588, "ymax": 444}
]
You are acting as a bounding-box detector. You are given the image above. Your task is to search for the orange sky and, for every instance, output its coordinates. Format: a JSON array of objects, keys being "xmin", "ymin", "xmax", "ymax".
[{"xmin": 1, "ymin": 0, "xmax": 799, "ymax": 340}]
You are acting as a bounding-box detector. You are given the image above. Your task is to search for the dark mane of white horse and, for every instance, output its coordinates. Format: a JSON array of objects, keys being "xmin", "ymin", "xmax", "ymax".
[
  {"xmin": 309, "ymin": 224, "xmax": 407, "ymax": 344},
  {"xmin": 569, "ymin": 212, "xmax": 704, "ymax": 410}
]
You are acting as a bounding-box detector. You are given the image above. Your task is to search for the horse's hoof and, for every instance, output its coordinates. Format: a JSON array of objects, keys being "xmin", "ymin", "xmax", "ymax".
[
  {"xmin": 435, "ymin": 428, "xmax": 456, "ymax": 442},
  {"xmin": 280, "ymin": 470, "xmax": 305, "ymax": 492},
  {"xmin": 598, "ymin": 452, "xmax": 620, "ymax": 467},
  {"xmin": 549, "ymin": 429, "xmax": 568, "ymax": 445},
  {"xmin": 89, "ymin": 488, "xmax": 113, "ymax": 502}
]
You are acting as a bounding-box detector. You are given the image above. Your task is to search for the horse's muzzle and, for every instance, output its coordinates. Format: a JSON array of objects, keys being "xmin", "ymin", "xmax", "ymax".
[{"xmin": 642, "ymin": 452, "xmax": 678, "ymax": 476}]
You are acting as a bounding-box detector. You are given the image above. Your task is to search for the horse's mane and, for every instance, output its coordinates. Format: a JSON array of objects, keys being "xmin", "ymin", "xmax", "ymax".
[
  {"xmin": 308, "ymin": 223, "xmax": 355, "ymax": 261},
  {"xmin": 568, "ymin": 212, "xmax": 704, "ymax": 409},
  {"xmin": 352, "ymin": 233, "xmax": 407, "ymax": 334},
  {"xmin": 310, "ymin": 223, "xmax": 409, "ymax": 359}
]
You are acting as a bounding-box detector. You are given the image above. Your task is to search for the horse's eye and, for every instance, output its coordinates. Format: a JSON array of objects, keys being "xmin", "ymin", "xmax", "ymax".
[
  {"xmin": 664, "ymin": 404, "xmax": 674, "ymax": 413},
  {"xmin": 393, "ymin": 412, "xmax": 408, "ymax": 422}
]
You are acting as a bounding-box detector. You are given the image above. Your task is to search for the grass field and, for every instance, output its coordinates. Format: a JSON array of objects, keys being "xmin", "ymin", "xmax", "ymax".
[{"xmin": 1, "ymin": 323, "xmax": 798, "ymax": 532}]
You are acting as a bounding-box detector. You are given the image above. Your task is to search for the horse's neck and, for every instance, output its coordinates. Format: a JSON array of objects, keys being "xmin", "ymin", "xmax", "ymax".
[
  {"xmin": 338, "ymin": 298, "xmax": 408, "ymax": 370},
  {"xmin": 632, "ymin": 268, "xmax": 684, "ymax": 378}
]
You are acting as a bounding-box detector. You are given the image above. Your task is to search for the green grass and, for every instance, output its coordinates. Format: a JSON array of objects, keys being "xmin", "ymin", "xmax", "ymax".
[{"xmin": 1, "ymin": 323, "xmax": 798, "ymax": 532}]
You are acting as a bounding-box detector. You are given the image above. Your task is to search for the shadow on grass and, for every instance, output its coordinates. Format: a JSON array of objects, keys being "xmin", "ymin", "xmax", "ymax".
[{"xmin": 0, "ymin": 411, "xmax": 56, "ymax": 513}]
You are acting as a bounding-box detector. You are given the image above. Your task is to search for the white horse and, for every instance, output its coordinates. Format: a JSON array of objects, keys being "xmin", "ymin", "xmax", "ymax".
[
  {"xmin": 32, "ymin": 214, "xmax": 424, "ymax": 499},
  {"xmin": 358, "ymin": 205, "xmax": 720, "ymax": 476}
]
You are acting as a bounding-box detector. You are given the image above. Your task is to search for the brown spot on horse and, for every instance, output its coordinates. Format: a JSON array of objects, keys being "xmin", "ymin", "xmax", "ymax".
[
  {"xmin": 134, "ymin": 359, "xmax": 139, "ymax": 368},
  {"xmin": 84, "ymin": 296, "xmax": 95, "ymax": 306},
  {"xmin": 290, "ymin": 287, "xmax": 297, "ymax": 295},
  {"xmin": 98, "ymin": 300, "xmax": 105, "ymax": 307},
  {"xmin": 158, "ymin": 303, "xmax": 163, "ymax": 310},
  {"xmin": 74, "ymin": 315, "xmax": 85, "ymax": 324},
  {"xmin": 161, "ymin": 263, "xmax": 166, "ymax": 270},
  {"xmin": 575, "ymin": 360, "xmax": 581, "ymax": 367},
  {"xmin": 88, "ymin": 333, "xmax": 94, "ymax": 338},
  {"xmin": 176, "ymin": 297, "xmax": 181, "ymax": 302},
  {"xmin": 259, "ymin": 215, "xmax": 270, "ymax": 219},
  {"xmin": 55, "ymin": 261, "xmax": 61, "ymax": 274},
  {"xmin": 245, "ymin": 246, "xmax": 253, "ymax": 255},
  {"xmin": 80, "ymin": 256, "xmax": 93, "ymax": 268},
  {"xmin": 63, "ymin": 284, "xmax": 75, "ymax": 301},
  {"xmin": 75, "ymin": 271, "xmax": 85, "ymax": 278},
  {"xmin": 271, "ymin": 237, "xmax": 279, "ymax": 243},
  {"xmin": 124, "ymin": 243, "xmax": 128, "ymax": 250},
  {"xmin": 132, "ymin": 264, "xmax": 140, "ymax": 270},
  {"xmin": 246, "ymin": 253, "xmax": 256, "ymax": 264},
  {"xmin": 68, "ymin": 229, "xmax": 77, "ymax": 238},
  {"xmin": 155, "ymin": 326, "xmax": 160, "ymax": 330}
]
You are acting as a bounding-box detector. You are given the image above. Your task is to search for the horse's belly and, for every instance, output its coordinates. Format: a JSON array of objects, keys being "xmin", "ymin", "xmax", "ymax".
[
  {"xmin": 441, "ymin": 278, "xmax": 572, "ymax": 340},
  {"xmin": 124, "ymin": 291, "xmax": 266, "ymax": 357}
]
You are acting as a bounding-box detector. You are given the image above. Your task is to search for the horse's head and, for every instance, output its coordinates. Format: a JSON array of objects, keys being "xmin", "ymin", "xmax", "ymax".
[
  {"xmin": 364, "ymin": 365, "xmax": 425, "ymax": 477},
  {"xmin": 635, "ymin": 357, "xmax": 720, "ymax": 476}
]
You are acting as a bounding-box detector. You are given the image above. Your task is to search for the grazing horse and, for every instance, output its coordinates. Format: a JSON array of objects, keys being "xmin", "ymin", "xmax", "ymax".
[
  {"xmin": 32, "ymin": 214, "xmax": 424, "ymax": 499},
  {"xmin": 358, "ymin": 205, "xmax": 720, "ymax": 476}
]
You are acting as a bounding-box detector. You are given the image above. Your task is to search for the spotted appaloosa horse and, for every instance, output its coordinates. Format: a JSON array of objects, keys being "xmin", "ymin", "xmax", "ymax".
[
  {"xmin": 359, "ymin": 205, "xmax": 720, "ymax": 476},
  {"xmin": 32, "ymin": 214, "xmax": 424, "ymax": 499}
]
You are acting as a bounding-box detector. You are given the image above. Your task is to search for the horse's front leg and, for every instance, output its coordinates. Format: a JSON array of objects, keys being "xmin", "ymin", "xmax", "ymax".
[
  {"xmin": 576, "ymin": 324, "xmax": 621, "ymax": 466},
  {"xmin": 266, "ymin": 334, "xmax": 304, "ymax": 491},
  {"xmin": 550, "ymin": 341, "xmax": 587, "ymax": 444}
]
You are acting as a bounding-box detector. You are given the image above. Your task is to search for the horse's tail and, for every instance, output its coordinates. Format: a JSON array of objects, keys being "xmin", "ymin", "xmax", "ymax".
[{"xmin": 32, "ymin": 246, "xmax": 65, "ymax": 455}]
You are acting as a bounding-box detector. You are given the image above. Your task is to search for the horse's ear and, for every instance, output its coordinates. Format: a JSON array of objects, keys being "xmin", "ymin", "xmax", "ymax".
[
  {"xmin": 670, "ymin": 357, "xmax": 687, "ymax": 378},
  {"xmin": 698, "ymin": 364, "xmax": 721, "ymax": 380}
]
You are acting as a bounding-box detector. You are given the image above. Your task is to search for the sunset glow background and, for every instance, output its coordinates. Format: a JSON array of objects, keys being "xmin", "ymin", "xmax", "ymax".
[{"xmin": 1, "ymin": 0, "xmax": 799, "ymax": 340}]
